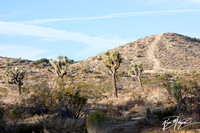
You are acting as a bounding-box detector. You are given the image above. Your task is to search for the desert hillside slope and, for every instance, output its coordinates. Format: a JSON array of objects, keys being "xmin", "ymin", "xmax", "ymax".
[
  {"xmin": 0, "ymin": 33, "xmax": 199, "ymax": 83},
  {"xmin": 77, "ymin": 33, "xmax": 200, "ymax": 72}
]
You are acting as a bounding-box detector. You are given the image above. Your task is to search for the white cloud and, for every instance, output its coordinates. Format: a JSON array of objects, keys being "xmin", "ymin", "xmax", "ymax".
[
  {"xmin": 0, "ymin": 45, "xmax": 48, "ymax": 60},
  {"xmin": 0, "ymin": 21, "xmax": 128, "ymax": 60},
  {"xmin": 18, "ymin": 9, "xmax": 200, "ymax": 24},
  {"xmin": 0, "ymin": 21, "xmax": 127, "ymax": 50}
]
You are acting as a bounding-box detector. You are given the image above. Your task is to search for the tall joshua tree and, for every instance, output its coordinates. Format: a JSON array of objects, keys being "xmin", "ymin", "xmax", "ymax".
[
  {"xmin": 129, "ymin": 63, "xmax": 143, "ymax": 88},
  {"xmin": 102, "ymin": 50, "xmax": 122, "ymax": 97},
  {"xmin": 50, "ymin": 56, "xmax": 70, "ymax": 83},
  {"xmin": 3, "ymin": 66, "xmax": 25, "ymax": 95}
]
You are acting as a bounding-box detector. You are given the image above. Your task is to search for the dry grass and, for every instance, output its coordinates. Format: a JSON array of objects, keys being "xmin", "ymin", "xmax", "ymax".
[{"xmin": 33, "ymin": 115, "xmax": 86, "ymax": 132}]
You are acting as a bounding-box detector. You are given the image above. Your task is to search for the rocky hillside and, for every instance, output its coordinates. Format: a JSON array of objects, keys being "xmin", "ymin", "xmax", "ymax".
[
  {"xmin": 1, "ymin": 33, "xmax": 199, "ymax": 74},
  {"xmin": 77, "ymin": 33, "xmax": 200, "ymax": 72},
  {"xmin": 1, "ymin": 32, "xmax": 199, "ymax": 88}
]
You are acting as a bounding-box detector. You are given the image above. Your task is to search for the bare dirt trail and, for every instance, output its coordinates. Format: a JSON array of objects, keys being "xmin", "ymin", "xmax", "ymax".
[
  {"xmin": 147, "ymin": 34, "xmax": 163, "ymax": 70},
  {"xmin": 111, "ymin": 114, "xmax": 144, "ymax": 132}
]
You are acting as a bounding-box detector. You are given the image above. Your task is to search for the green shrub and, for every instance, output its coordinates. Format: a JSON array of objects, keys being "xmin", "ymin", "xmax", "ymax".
[
  {"xmin": 26, "ymin": 86, "xmax": 87, "ymax": 118},
  {"xmin": 159, "ymin": 73, "xmax": 173, "ymax": 93},
  {"xmin": 33, "ymin": 58, "xmax": 49, "ymax": 65},
  {"xmin": 86, "ymin": 111, "xmax": 110, "ymax": 133},
  {"xmin": 171, "ymin": 77, "xmax": 182, "ymax": 102},
  {"xmin": 137, "ymin": 54, "xmax": 143, "ymax": 57}
]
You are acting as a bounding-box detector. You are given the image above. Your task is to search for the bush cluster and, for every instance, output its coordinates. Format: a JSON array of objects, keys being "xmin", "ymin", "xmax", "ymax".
[
  {"xmin": 24, "ymin": 84, "xmax": 87, "ymax": 119},
  {"xmin": 32, "ymin": 58, "xmax": 50, "ymax": 65}
]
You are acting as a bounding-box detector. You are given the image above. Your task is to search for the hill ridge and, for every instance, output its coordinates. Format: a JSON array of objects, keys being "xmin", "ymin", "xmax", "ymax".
[{"xmin": 76, "ymin": 32, "xmax": 200, "ymax": 72}]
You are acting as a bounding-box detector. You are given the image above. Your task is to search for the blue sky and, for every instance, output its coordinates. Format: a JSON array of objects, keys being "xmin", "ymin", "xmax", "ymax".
[{"xmin": 0, "ymin": 0, "xmax": 200, "ymax": 61}]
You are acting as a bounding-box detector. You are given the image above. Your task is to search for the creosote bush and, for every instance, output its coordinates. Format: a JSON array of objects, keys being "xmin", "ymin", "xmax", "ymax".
[{"xmin": 25, "ymin": 84, "xmax": 87, "ymax": 119}]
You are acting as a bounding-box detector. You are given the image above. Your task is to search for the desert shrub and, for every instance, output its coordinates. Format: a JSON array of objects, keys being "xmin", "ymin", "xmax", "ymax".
[
  {"xmin": 22, "ymin": 81, "xmax": 48, "ymax": 94},
  {"xmin": 25, "ymin": 85, "xmax": 87, "ymax": 119},
  {"xmin": 97, "ymin": 56, "xmax": 102, "ymax": 61},
  {"xmin": 152, "ymin": 107, "xmax": 176, "ymax": 120},
  {"xmin": 137, "ymin": 54, "xmax": 143, "ymax": 57},
  {"xmin": 171, "ymin": 77, "xmax": 182, "ymax": 102},
  {"xmin": 159, "ymin": 73, "xmax": 173, "ymax": 94},
  {"xmin": 181, "ymin": 78, "xmax": 199, "ymax": 91},
  {"xmin": 159, "ymin": 73, "xmax": 173, "ymax": 79},
  {"xmin": 7, "ymin": 107, "xmax": 22, "ymax": 120},
  {"xmin": 167, "ymin": 77, "xmax": 200, "ymax": 118},
  {"xmin": 33, "ymin": 58, "xmax": 50, "ymax": 66},
  {"xmin": 86, "ymin": 111, "xmax": 110, "ymax": 133},
  {"xmin": 76, "ymin": 80, "xmax": 103, "ymax": 98},
  {"xmin": 0, "ymin": 103, "xmax": 27, "ymax": 133},
  {"xmin": 188, "ymin": 70, "xmax": 199, "ymax": 77},
  {"xmin": 169, "ymin": 77, "xmax": 200, "ymax": 102},
  {"xmin": 153, "ymin": 73, "xmax": 160, "ymax": 78},
  {"xmin": 68, "ymin": 78, "xmax": 109, "ymax": 101}
]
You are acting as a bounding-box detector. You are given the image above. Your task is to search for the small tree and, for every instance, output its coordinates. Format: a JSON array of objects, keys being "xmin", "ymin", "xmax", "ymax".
[
  {"xmin": 102, "ymin": 51, "xmax": 122, "ymax": 97},
  {"xmin": 129, "ymin": 63, "xmax": 143, "ymax": 88},
  {"xmin": 3, "ymin": 67, "xmax": 25, "ymax": 95},
  {"xmin": 50, "ymin": 56, "xmax": 70, "ymax": 83}
]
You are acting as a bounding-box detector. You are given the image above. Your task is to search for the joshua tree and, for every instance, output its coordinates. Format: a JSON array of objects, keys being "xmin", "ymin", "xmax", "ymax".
[
  {"xmin": 129, "ymin": 63, "xmax": 143, "ymax": 88},
  {"xmin": 102, "ymin": 50, "xmax": 122, "ymax": 97},
  {"xmin": 50, "ymin": 56, "xmax": 70, "ymax": 83},
  {"xmin": 3, "ymin": 66, "xmax": 25, "ymax": 95}
]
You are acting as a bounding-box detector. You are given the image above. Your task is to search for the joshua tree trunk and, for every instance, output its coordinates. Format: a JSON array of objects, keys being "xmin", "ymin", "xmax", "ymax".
[
  {"xmin": 112, "ymin": 70, "xmax": 118, "ymax": 98},
  {"xmin": 137, "ymin": 76, "xmax": 143, "ymax": 88},
  {"xmin": 60, "ymin": 75, "xmax": 64, "ymax": 89},
  {"xmin": 18, "ymin": 84, "xmax": 21, "ymax": 95},
  {"xmin": 60, "ymin": 75, "xmax": 64, "ymax": 84}
]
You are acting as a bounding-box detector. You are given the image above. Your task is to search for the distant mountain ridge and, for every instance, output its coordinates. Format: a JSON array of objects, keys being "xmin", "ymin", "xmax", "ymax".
[
  {"xmin": 78, "ymin": 33, "xmax": 200, "ymax": 72},
  {"xmin": 0, "ymin": 33, "xmax": 200, "ymax": 73}
]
